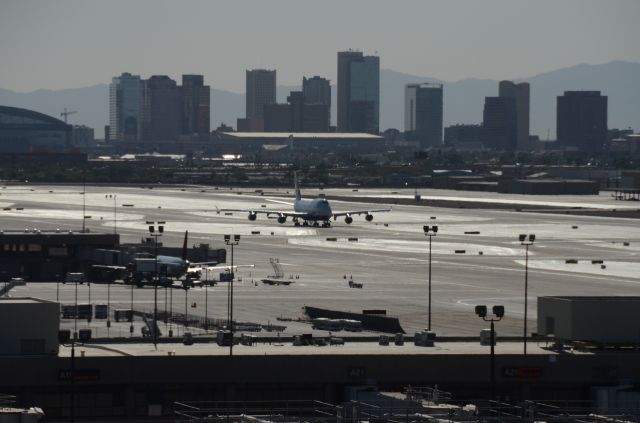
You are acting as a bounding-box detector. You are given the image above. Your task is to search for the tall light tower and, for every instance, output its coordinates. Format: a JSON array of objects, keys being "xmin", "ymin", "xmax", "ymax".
[
  {"xmin": 224, "ymin": 234, "xmax": 240, "ymax": 357},
  {"xmin": 148, "ymin": 221, "xmax": 165, "ymax": 349},
  {"xmin": 423, "ymin": 225, "xmax": 438, "ymax": 331},
  {"xmin": 475, "ymin": 304, "xmax": 504, "ymax": 401},
  {"xmin": 105, "ymin": 194, "xmax": 117, "ymax": 234},
  {"xmin": 519, "ymin": 233, "xmax": 535, "ymax": 355}
]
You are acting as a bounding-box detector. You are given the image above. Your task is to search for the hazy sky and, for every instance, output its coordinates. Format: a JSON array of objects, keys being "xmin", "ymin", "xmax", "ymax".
[{"xmin": 1, "ymin": 0, "xmax": 639, "ymax": 92}]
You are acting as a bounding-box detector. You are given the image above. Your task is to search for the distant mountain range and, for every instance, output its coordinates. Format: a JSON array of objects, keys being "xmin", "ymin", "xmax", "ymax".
[{"xmin": 1, "ymin": 61, "xmax": 638, "ymax": 139}]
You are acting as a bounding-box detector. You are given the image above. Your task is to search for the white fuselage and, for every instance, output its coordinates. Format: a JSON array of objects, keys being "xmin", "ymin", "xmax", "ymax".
[{"xmin": 293, "ymin": 198, "xmax": 333, "ymax": 221}]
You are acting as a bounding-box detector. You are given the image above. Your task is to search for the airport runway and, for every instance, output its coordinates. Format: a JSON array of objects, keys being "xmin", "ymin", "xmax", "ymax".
[{"xmin": 2, "ymin": 184, "xmax": 640, "ymax": 337}]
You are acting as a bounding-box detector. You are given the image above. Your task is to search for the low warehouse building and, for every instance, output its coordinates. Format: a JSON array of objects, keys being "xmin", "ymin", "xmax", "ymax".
[
  {"xmin": 0, "ymin": 297, "xmax": 59, "ymax": 356},
  {"xmin": 0, "ymin": 231, "xmax": 119, "ymax": 281},
  {"xmin": 537, "ymin": 296, "xmax": 640, "ymax": 344},
  {"xmin": 498, "ymin": 178, "xmax": 599, "ymax": 195}
]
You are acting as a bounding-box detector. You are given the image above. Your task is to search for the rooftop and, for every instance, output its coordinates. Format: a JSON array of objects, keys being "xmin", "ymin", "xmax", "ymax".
[{"xmin": 222, "ymin": 132, "xmax": 383, "ymax": 140}]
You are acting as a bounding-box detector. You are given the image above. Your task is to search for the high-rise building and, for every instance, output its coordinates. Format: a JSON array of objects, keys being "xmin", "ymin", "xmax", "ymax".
[
  {"xmin": 142, "ymin": 75, "xmax": 180, "ymax": 142},
  {"xmin": 245, "ymin": 69, "xmax": 276, "ymax": 131},
  {"xmin": 557, "ymin": 91, "xmax": 608, "ymax": 152},
  {"xmin": 181, "ymin": 75, "xmax": 210, "ymax": 139},
  {"xmin": 303, "ymin": 76, "xmax": 331, "ymax": 107},
  {"xmin": 404, "ymin": 83, "xmax": 443, "ymax": 147},
  {"xmin": 444, "ymin": 124, "xmax": 484, "ymax": 146},
  {"xmin": 109, "ymin": 72, "xmax": 143, "ymax": 142},
  {"xmin": 337, "ymin": 51, "xmax": 379, "ymax": 133},
  {"xmin": 499, "ymin": 81, "xmax": 530, "ymax": 150},
  {"xmin": 263, "ymin": 91, "xmax": 330, "ymax": 133},
  {"xmin": 483, "ymin": 97, "xmax": 517, "ymax": 150}
]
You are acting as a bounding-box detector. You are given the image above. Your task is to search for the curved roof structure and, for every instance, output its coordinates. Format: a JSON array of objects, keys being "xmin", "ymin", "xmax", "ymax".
[{"xmin": 0, "ymin": 105, "xmax": 69, "ymax": 129}]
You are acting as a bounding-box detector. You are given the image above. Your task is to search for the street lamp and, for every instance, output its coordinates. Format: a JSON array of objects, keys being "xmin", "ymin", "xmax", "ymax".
[
  {"xmin": 519, "ymin": 233, "xmax": 535, "ymax": 355},
  {"xmin": 105, "ymin": 194, "xmax": 117, "ymax": 234},
  {"xmin": 204, "ymin": 267, "xmax": 209, "ymax": 333},
  {"xmin": 71, "ymin": 277, "xmax": 79, "ymax": 423},
  {"xmin": 224, "ymin": 234, "xmax": 240, "ymax": 357},
  {"xmin": 423, "ymin": 225, "xmax": 438, "ymax": 331},
  {"xmin": 475, "ymin": 304, "xmax": 505, "ymax": 401},
  {"xmin": 184, "ymin": 286, "xmax": 189, "ymax": 335},
  {"xmin": 147, "ymin": 221, "xmax": 165, "ymax": 349},
  {"xmin": 129, "ymin": 279, "xmax": 134, "ymax": 336},
  {"xmin": 169, "ymin": 284, "xmax": 173, "ymax": 338}
]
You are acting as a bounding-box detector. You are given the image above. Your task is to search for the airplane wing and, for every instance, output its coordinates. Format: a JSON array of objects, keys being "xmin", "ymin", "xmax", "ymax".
[
  {"xmin": 219, "ymin": 209, "xmax": 309, "ymax": 218},
  {"xmin": 91, "ymin": 264, "xmax": 126, "ymax": 270},
  {"xmin": 332, "ymin": 208, "xmax": 392, "ymax": 218},
  {"xmin": 188, "ymin": 264, "xmax": 255, "ymax": 272}
]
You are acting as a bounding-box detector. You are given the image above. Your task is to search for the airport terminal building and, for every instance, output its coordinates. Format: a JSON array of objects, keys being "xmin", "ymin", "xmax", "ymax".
[{"xmin": 214, "ymin": 132, "xmax": 386, "ymax": 156}]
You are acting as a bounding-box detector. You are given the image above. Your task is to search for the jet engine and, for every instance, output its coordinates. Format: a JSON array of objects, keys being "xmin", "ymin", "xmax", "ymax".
[
  {"xmin": 345, "ymin": 216, "xmax": 353, "ymax": 224},
  {"xmin": 277, "ymin": 215, "xmax": 287, "ymax": 224},
  {"xmin": 248, "ymin": 212, "xmax": 257, "ymax": 221},
  {"xmin": 365, "ymin": 213, "xmax": 373, "ymax": 222}
]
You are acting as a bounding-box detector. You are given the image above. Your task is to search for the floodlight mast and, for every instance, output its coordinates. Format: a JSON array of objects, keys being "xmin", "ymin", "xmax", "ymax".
[
  {"xmin": 423, "ymin": 225, "xmax": 438, "ymax": 331},
  {"xmin": 148, "ymin": 221, "xmax": 166, "ymax": 349},
  {"xmin": 224, "ymin": 234, "xmax": 240, "ymax": 357},
  {"xmin": 476, "ymin": 304, "xmax": 504, "ymax": 401},
  {"xmin": 519, "ymin": 234, "xmax": 535, "ymax": 355}
]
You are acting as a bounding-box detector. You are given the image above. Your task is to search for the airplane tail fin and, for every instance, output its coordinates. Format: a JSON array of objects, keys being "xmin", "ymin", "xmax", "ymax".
[
  {"xmin": 294, "ymin": 171, "xmax": 301, "ymax": 200},
  {"xmin": 181, "ymin": 230, "xmax": 189, "ymax": 261}
]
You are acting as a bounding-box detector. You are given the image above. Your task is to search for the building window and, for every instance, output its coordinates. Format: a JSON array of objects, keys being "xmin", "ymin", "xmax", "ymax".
[{"xmin": 28, "ymin": 244, "xmax": 42, "ymax": 252}]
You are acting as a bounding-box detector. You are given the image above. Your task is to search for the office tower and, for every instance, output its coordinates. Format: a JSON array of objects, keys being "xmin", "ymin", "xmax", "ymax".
[
  {"xmin": 404, "ymin": 83, "xmax": 443, "ymax": 147},
  {"xmin": 557, "ymin": 91, "xmax": 608, "ymax": 152},
  {"xmin": 245, "ymin": 69, "xmax": 276, "ymax": 131},
  {"xmin": 444, "ymin": 124, "xmax": 484, "ymax": 146},
  {"xmin": 109, "ymin": 72, "xmax": 143, "ymax": 142},
  {"xmin": 337, "ymin": 51, "xmax": 379, "ymax": 133},
  {"xmin": 181, "ymin": 75, "xmax": 210, "ymax": 139},
  {"xmin": 263, "ymin": 104, "xmax": 293, "ymax": 132},
  {"xmin": 302, "ymin": 104, "xmax": 330, "ymax": 132},
  {"xmin": 142, "ymin": 75, "xmax": 180, "ymax": 141},
  {"xmin": 287, "ymin": 91, "xmax": 305, "ymax": 132},
  {"xmin": 263, "ymin": 90, "xmax": 330, "ymax": 133},
  {"xmin": 499, "ymin": 81, "xmax": 530, "ymax": 150},
  {"xmin": 303, "ymin": 76, "xmax": 331, "ymax": 108},
  {"xmin": 483, "ymin": 97, "xmax": 517, "ymax": 150}
]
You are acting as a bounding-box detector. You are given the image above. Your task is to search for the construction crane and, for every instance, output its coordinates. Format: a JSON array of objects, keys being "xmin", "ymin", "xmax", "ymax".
[{"xmin": 60, "ymin": 108, "xmax": 77, "ymax": 123}]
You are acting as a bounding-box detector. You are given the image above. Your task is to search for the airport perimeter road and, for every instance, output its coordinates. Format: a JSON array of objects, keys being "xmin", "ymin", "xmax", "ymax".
[{"xmin": 3, "ymin": 184, "xmax": 640, "ymax": 336}]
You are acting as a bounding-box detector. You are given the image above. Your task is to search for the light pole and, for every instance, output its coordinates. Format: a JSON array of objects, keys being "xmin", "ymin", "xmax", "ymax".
[
  {"xmin": 81, "ymin": 172, "xmax": 86, "ymax": 233},
  {"xmin": 129, "ymin": 279, "xmax": 134, "ymax": 336},
  {"xmin": 70, "ymin": 278, "xmax": 79, "ymax": 423},
  {"xmin": 169, "ymin": 285, "xmax": 173, "ymax": 338},
  {"xmin": 204, "ymin": 267, "xmax": 209, "ymax": 333},
  {"xmin": 105, "ymin": 194, "xmax": 117, "ymax": 234},
  {"xmin": 224, "ymin": 234, "xmax": 240, "ymax": 357},
  {"xmin": 107, "ymin": 275, "xmax": 111, "ymax": 332},
  {"xmin": 87, "ymin": 280, "xmax": 91, "ymax": 323},
  {"xmin": 147, "ymin": 221, "xmax": 165, "ymax": 349},
  {"xmin": 475, "ymin": 305, "xmax": 504, "ymax": 401},
  {"xmin": 423, "ymin": 225, "xmax": 438, "ymax": 331},
  {"xmin": 184, "ymin": 286, "xmax": 189, "ymax": 334},
  {"xmin": 519, "ymin": 233, "xmax": 535, "ymax": 355}
]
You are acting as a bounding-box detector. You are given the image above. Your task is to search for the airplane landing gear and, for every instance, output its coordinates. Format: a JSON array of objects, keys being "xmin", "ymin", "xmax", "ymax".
[
  {"xmin": 302, "ymin": 221, "xmax": 309, "ymax": 227},
  {"xmin": 313, "ymin": 222, "xmax": 320, "ymax": 227},
  {"xmin": 321, "ymin": 221, "xmax": 331, "ymax": 228}
]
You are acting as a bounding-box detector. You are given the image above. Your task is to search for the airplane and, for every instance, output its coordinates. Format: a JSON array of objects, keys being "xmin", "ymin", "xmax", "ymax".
[
  {"xmin": 186, "ymin": 263, "xmax": 255, "ymax": 284},
  {"xmin": 222, "ymin": 172, "xmax": 391, "ymax": 228},
  {"xmin": 90, "ymin": 231, "xmax": 223, "ymax": 286}
]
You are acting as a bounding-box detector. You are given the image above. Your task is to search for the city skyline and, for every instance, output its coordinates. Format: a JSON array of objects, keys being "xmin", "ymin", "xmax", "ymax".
[{"xmin": 1, "ymin": 0, "xmax": 639, "ymax": 92}]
